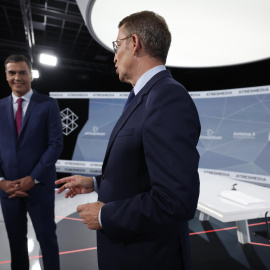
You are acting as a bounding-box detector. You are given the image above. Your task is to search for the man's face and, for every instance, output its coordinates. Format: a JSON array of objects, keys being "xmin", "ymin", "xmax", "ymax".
[
  {"xmin": 113, "ymin": 25, "xmax": 133, "ymax": 84},
  {"xmin": 5, "ymin": 61, "xmax": 32, "ymax": 97}
]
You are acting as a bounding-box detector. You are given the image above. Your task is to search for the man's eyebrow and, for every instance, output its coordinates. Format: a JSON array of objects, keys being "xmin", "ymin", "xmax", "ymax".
[{"xmin": 7, "ymin": 70, "xmax": 28, "ymax": 73}]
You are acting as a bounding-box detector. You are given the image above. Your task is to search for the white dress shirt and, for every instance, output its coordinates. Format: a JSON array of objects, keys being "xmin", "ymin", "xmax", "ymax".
[{"xmin": 12, "ymin": 89, "xmax": 33, "ymax": 118}]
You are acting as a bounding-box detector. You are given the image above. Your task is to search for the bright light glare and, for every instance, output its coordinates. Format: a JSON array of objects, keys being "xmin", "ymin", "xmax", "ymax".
[
  {"xmin": 32, "ymin": 70, "xmax": 39, "ymax": 79},
  {"xmin": 28, "ymin": 238, "xmax": 34, "ymax": 253},
  {"xmin": 39, "ymin": 53, "xmax": 57, "ymax": 66},
  {"xmin": 31, "ymin": 262, "xmax": 41, "ymax": 270}
]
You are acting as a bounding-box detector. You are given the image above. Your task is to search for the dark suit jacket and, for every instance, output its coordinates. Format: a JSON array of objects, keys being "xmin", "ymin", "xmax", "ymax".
[
  {"xmin": 96, "ymin": 70, "xmax": 201, "ymax": 270},
  {"xmin": 0, "ymin": 90, "xmax": 63, "ymax": 198}
]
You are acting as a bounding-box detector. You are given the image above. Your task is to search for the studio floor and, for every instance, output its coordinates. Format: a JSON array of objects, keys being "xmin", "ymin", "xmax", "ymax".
[{"xmin": 0, "ymin": 190, "xmax": 269, "ymax": 270}]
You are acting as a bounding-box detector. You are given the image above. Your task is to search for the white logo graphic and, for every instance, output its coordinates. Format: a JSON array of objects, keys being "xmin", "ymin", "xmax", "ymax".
[
  {"xmin": 84, "ymin": 126, "xmax": 106, "ymax": 136},
  {"xmin": 233, "ymin": 131, "xmax": 256, "ymax": 139},
  {"xmin": 60, "ymin": 108, "xmax": 79, "ymax": 136},
  {"xmin": 200, "ymin": 128, "xmax": 222, "ymax": 140},
  {"xmin": 206, "ymin": 129, "xmax": 214, "ymax": 136}
]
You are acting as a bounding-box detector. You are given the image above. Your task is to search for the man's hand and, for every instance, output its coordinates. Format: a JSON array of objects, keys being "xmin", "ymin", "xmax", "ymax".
[
  {"xmin": 55, "ymin": 175, "xmax": 94, "ymax": 198},
  {"xmin": 0, "ymin": 180, "xmax": 21, "ymax": 195},
  {"xmin": 77, "ymin": 201, "xmax": 105, "ymax": 230},
  {"xmin": 5, "ymin": 176, "xmax": 35, "ymax": 198}
]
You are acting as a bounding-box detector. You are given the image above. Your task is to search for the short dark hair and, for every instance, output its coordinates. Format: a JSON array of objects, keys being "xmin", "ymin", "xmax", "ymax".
[
  {"xmin": 5, "ymin": 54, "xmax": 32, "ymax": 71},
  {"xmin": 119, "ymin": 11, "xmax": 171, "ymax": 64}
]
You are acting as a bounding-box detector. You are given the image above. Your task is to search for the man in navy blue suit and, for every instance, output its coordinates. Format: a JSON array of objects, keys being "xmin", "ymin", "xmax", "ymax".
[
  {"xmin": 56, "ymin": 11, "xmax": 200, "ymax": 270},
  {"xmin": 0, "ymin": 54, "xmax": 63, "ymax": 270}
]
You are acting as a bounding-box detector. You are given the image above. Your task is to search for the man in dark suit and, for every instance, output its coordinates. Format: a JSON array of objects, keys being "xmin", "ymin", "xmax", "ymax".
[
  {"xmin": 56, "ymin": 11, "xmax": 200, "ymax": 270},
  {"xmin": 0, "ymin": 54, "xmax": 63, "ymax": 270}
]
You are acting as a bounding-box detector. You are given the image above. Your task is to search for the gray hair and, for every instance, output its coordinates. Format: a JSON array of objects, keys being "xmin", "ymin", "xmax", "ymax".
[{"xmin": 119, "ymin": 11, "xmax": 171, "ymax": 64}]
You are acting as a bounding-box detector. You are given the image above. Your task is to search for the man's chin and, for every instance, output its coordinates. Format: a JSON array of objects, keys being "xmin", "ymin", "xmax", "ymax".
[
  {"xmin": 12, "ymin": 88, "xmax": 29, "ymax": 97},
  {"xmin": 118, "ymin": 74, "xmax": 124, "ymax": 82}
]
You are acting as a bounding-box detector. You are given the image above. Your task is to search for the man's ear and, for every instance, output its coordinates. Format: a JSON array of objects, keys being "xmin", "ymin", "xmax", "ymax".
[{"xmin": 131, "ymin": 34, "xmax": 141, "ymax": 54}]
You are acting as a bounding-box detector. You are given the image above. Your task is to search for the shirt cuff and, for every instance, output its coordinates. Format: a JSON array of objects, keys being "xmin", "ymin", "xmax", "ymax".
[
  {"xmin": 98, "ymin": 205, "xmax": 103, "ymax": 228},
  {"xmin": 93, "ymin": 176, "xmax": 99, "ymax": 193},
  {"xmin": 30, "ymin": 176, "xmax": 40, "ymax": 184},
  {"xmin": 93, "ymin": 176, "xmax": 102, "ymax": 227}
]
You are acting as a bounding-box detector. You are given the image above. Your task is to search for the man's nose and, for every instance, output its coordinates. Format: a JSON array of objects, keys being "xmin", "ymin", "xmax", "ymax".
[{"xmin": 14, "ymin": 73, "xmax": 21, "ymax": 80}]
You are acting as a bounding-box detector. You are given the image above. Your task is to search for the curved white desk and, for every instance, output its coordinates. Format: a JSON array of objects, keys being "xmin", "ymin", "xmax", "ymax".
[{"xmin": 198, "ymin": 170, "xmax": 270, "ymax": 244}]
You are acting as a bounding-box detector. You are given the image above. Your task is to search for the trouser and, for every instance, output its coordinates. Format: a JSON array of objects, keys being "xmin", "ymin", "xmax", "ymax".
[{"xmin": 0, "ymin": 190, "xmax": 60, "ymax": 270}]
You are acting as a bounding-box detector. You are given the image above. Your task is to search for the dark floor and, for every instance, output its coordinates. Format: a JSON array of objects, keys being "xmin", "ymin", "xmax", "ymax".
[
  {"xmin": 0, "ymin": 191, "xmax": 269, "ymax": 270},
  {"xmin": 189, "ymin": 212, "xmax": 270, "ymax": 270}
]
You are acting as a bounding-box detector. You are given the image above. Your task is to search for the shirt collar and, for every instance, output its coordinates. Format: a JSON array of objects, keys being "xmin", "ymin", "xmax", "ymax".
[
  {"xmin": 133, "ymin": 65, "xmax": 166, "ymax": 95},
  {"xmin": 12, "ymin": 89, "xmax": 33, "ymax": 104}
]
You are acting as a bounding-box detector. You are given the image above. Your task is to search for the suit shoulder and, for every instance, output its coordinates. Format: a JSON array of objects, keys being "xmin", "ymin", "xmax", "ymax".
[
  {"xmin": 148, "ymin": 75, "xmax": 197, "ymax": 110},
  {"xmin": 154, "ymin": 74, "xmax": 188, "ymax": 95},
  {"xmin": 152, "ymin": 70, "xmax": 186, "ymax": 90},
  {"xmin": 0, "ymin": 96, "xmax": 10, "ymax": 106},
  {"xmin": 33, "ymin": 90, "xmax": 51, "ymax": 99},
  {"xmin": 32, "ymin": 91, "xmax": 58, "ymax": 103}
]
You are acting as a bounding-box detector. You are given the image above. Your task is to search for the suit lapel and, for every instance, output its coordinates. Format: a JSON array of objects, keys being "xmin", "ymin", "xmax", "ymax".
[
  {"xmin": 18, "ymin": 91, "xmax": 38, "ymax": 138},
  {"xmin": 5, "ymin": 95, "xmax": 17, "ymax": 140},
  {"xmin": 101, "ymin": 93, "xmax": 142, "ymax": 172},
  {"xmin": 102, "ymin": 70, "xmax": 171, "ymax": 173}
]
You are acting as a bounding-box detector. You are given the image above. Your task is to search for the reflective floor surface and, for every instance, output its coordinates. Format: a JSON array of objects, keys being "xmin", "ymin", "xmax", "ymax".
[{"xmin": 0, "ymin": 190, "xmax": 270, "ymax": 270}]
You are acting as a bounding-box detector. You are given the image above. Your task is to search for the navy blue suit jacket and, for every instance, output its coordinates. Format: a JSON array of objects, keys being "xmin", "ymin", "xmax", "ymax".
[
  {"xmin": 96, "ymin": 70, "xmax": 201, "ymax": 270},
  {"xmin": 0, "ymin": 90, "xmax": 63, "ymax": 198}
]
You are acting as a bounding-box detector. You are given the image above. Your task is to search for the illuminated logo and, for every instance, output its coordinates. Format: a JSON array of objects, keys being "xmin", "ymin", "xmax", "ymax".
[
  {"xmin": 60, "ymin": 108, "xmax": 79, "ymax": 136},
  {"xmin": 92, "ymin": 126, "xmax": 99, "ymax": 133},
  {"xmin": 84, "ymin": 126, "xmax": 106, "ymax": 136},
  {"xmin": 206, "ymin": 129, "xmax": 214, "ymax": 136},
  {"xmin": 200, "ymin": 128, "xmax": 222, "ymax": 140},
  {"xmin": 233, "ymin": 131, "xmax": 255, "ymax": 139}
]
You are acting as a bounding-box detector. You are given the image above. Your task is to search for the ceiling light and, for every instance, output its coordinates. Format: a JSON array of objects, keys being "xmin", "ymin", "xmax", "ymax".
[
  {"xmin": 32, "ymin": 69, "xmax": 39, "ymax": 79},
  {"xmin": 39, "ymin": 53, "xmax": 57, "ymax": 66},
  {"xmin": 76, "ymin": 0, "xmax": 270, "ymax": 68}
]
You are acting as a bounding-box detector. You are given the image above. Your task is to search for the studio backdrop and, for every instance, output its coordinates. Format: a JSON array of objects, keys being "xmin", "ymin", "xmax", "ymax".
[{"xmin": 50, "ymin": 85, "xmax": 270, "ymax": 186}]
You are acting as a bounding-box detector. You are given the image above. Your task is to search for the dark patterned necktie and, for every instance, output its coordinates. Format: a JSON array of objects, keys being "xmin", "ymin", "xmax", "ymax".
[
  {"xmin": 123, "ymin": 89, "xmax": 135, "ymax": 112},
  {"xmin": 15, "ymin": 98, "xmax": 24, "ymax": 135}
]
